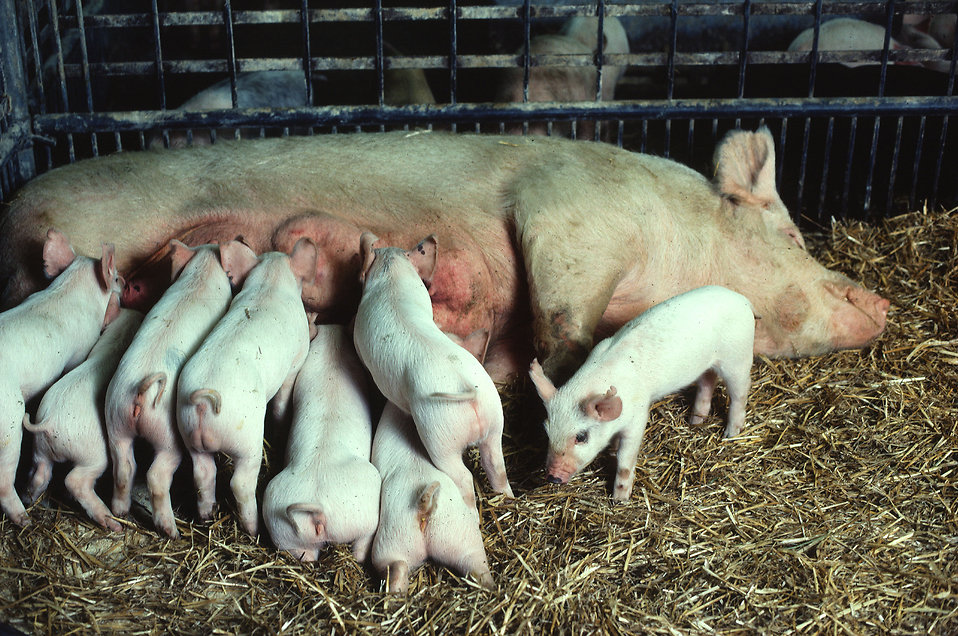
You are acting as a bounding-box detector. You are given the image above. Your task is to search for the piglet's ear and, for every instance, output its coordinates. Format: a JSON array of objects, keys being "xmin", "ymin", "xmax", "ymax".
[
  {"xmin": 42, "ymin": 228, "xmax": 77, "ymax": 279},
  {"xmin": 219, "ymin": 239, "xmax": 258, "ymax": 288},
  {"xmin": 286, "ymin": 504, "xmax": 326, "ymax": 540},
  {"xmin": 581, "ymin": 386, "xmax": 622, "ymax": 422},
  {"xmin": 288, "ymin": 237, "xmax": 318, "ymax": 286},
  {"xmin": 98, "ymin": 243, "xmax": 117, "ymax": 293},
  {"xmin": 359, "ymin": 232, "xmax": 379, "ymax": 284},
  {"xmin": 529, "ymin": 358, "xmax": 558, "ymax": 403},
  {"xmin": 169, "ymin": 240, "xmax": 195, "ymax": 281},
  {"xmin": 406, "ymin": 234, "xmax": 438, "ymax": 285}
]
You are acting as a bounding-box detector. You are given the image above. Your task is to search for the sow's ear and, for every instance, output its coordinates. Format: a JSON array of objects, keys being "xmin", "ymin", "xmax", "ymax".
[
  {"xmin": 288, "ymin": 237, "xmax": 319, "ymax": 286},
  {"xmin": 580, "ymin": 386, "xmax": 622, "ymax": 422},
  {"xmin": 529, "ymin": 358, "xmax": 557, "ymax": 402},
  {"xmin": 406, "ymin": 234, "xmax": 438, "ymax": 285},
  {"xmin": 98, "ymin": 243, "xmax": 118, "ymax": 292},
  {"xmin": 358, "ymin": 232, "xmax": 379, "ymax": 284},
  {"xmin": 286, "ymin": 504, "xmax": 326, "ymax": 540},
  {"xmin": 219, "ymin": 239, "xmax": 259, "ymax": 288},
  {"xmin": 42, "ymin": 228, "xmax": 77, "ymax": 279},
  {"xmin": 713, "ymin": 127, "xmax": 778, "ymax": 208}
]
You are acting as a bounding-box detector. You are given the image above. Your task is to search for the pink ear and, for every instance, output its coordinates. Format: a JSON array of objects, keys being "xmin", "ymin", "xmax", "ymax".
[
  {"xmin": 359, "ymin": 232, "xmax": 379, "ymax": 284},
  {"xmin": 169, "ymin": 240, "xmax": 195, "ymax": 281},
  {"xmin": 529, "ymin": 358, "xmax": 557, "ymax": 402},
  {"xmin": 99, "ymin": 244, "xmax": 117, "ymax": 292},
  {"xmin": 288, "ymin": 237, "xmax": 318, "ymax": 285},
  {"xmin": 581, "ymin": 387, "xmax": 622, "ymax": 422},
  {"xmin": 405, "ymin": 234, "xmax": 438, "ymax": 285},
  {"xmin": 219, "ymin": 240, "xmax": 258, "ymax": 287},
  {"xmin": 42, "ymin": 228, "xmax": 76, "ymax": 279}
]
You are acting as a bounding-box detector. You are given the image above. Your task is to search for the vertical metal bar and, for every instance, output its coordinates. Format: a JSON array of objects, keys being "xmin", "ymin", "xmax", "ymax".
[
  {"xmin": 686, "ymin": 118, "xmax": 695, "ymax": 163},
  {"xmin": 149, "ymin": 0, "xmax": 168, "ymax": 147},
  {"xmin": 520, "ymin": 0, "xmax": 531, "ymax": 135},
  {"xmin": 46, "ymin": 0, "xmax": 74, "ymax": 161},
  {"xmin": 72, "ymin": 0, "xmax": 96, "ymax": 156},
  {"xmin": 665, "ymin": 0, "xmax": 678, "ymax": 157},
  {"xmin": 862, "ymin": 0, "xmax": 897, "ymax": 216},
  {"xmin": 806, "ymin": 0, "xmax": 823, "ymax": 97},
  {"xmin": 841, "ymin": 116, "xmax": 858, "ymax": 218},
  {"xmin": 776, "ymin": 117, "xmax": 787, "ymax": 188},
  {"xmin": 373, "ymin": 0, "xmax": 384, "ymax": 109},
  {"xmin": 593, "ymin": 0, "xmax": 605, "ymax": 141},
  {"xmin": 862, "ymin": 115, "xmax": 880, "ymax": 215},
  {"xmin": 885, "ymin": 116, "xmax": 903, "ymax": 213},
  {"xmin": 735, "ymin": 0, "xmax": 752, "ymax": 130},
  {"xmin": 909, "ymin": 116, "xmax": 926, "ymax": 210},
  {"xmin": 0, "ymin": 0, "xmax": 37, "ymax": 191},
  {"xmin": 797, "ymin": 117, "xmax": 811, "ymax": 212},
  {"xmin": 818, "ymin": 117, "xmax": 835, "ymax": 222},
  {"xmin": 223, "ymin": 0, "xmax": 238, "ymax": 108},
  {"xmin": 24, "ymin": 0, "xmax": 50, "ymax": 170},
  {"xmin": 300, "ymin": 0, "xmax": 312, "ymax": 107},
  {"xmin": 448, "ymin": 0, "xmax": 458, "ymax": 106}
]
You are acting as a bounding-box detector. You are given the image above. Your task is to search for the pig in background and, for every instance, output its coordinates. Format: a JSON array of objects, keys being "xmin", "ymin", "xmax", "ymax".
[
  {"xmin": 105, "ymin": 240, "xmax": 251, "ymax": 539},
  {"xmin": 530, "ymin": 286, "xmax": 756, "ymax": 501},
  {"xmin": 22, "ymin": 309, "xmax": 143, "ymax": 531},
  {"xmin": 0, "ymin": 229, "xmax": 122, "ymax": 526},
  {"xmin": 176, "ymin": 239, "xmax": 316, "ymax": 536},
  {"xmin": 497, "ymin": 16, "xmax": 630, "ymax": 139},
  {"xmin": 371, "ymin": 402, "xmax": 495, "ymax": 595},
  {"xmin": 352, "ymin": 233, "xmax": 514, "ymax": 509},
  {"xmin": 262, "ymin": 325, "xmax": 381, "ymax": 563}
]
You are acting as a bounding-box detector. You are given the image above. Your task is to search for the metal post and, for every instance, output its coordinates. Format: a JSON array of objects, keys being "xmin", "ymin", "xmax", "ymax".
[{"xmin": 0, "ymin": 0, "xmax": 37, "ymax": 200}]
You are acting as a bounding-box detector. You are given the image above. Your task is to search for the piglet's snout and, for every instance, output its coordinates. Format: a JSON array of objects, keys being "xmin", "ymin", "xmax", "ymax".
[{"xmin": 545, "ymin": 473, "xmax": 565, "ymax": 485}]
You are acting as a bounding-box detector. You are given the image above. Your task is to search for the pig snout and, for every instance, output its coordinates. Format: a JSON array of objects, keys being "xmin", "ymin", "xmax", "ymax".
[
  {"xmin": 544, "ymin": 450, "xmax": 576, "ymax": 485},
  {"xmin": 826, "ymin": 280, "xmax": 890, "ymax": 349},
  {"xmin": 545, "ymin": 473, "xmax": 565, "ymax": 484}
]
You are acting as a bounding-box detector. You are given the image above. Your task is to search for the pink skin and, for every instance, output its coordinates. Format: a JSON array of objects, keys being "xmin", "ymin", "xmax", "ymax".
[
  {"xmin": 0, "ymin": 229, "xmax": 122, "ymax": 526},
  {"xmin": 176, "ymin": 240, "xmax": 316, "ymax": 536},
  {"xmin": 262, "ymin": 326, "xmax": 381, "ymax": 562},
  {"xmin": 352, "ymin": 233, "xmax": 514, "ymax": 509},
  {"xmin": 105, "ymin": 240, "xmax": 247, "ymax": 539},
  {"xmin": 22, "ymin": 309, "xmax": 143, "ymax": 531},
  {"xmin": 371, "ymin": 403, "xmax": 495, "ymax": 595},
  {"xmin": 0, "ymin": 130, "xmax": 888, "ymax": 385}
]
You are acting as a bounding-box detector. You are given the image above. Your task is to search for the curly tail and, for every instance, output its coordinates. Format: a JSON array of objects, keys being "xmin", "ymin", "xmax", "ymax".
[
  {"xmin": 417, "ymin": 481, "xmax": 441, "ymax": 531},
  {"xmin": 190, "ymin": 389, "xmax": 222, "ymax": 415},
  {"xmin": 22, "ymin": 413, "xmax": 49, "ymax": 434},
  {"xmin": 133, "ymin": 372, "xmax": 167, "ymax": 419}
]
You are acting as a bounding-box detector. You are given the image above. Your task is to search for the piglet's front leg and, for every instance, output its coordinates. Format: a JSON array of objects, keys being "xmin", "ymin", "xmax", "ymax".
[{"xmin": 611, "ymin": 417, "xmax": 648, "ymax": 502}]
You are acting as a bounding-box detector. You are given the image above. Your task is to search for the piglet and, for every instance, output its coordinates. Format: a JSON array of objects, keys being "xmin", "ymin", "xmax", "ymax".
[
  {"xmin": 177, "ymin": 239, "xmax": 317, "ymax": 535},
  {"xmin": 262, "ymin": 325, "xmax": 381, "ymax": 562},
  {"xmin": 105, "ymin": 240, "xmax": 250, "ymax": 538},
  {"xmin": 0, "ymin": 229, "xmax": 122, "ymax": 526},
  {"xmin": 352, "ymin": 233, "xmax": 513, "ymax": 509},
  {"xmin": 371, "ymin": 402, "xmax": 495, "ymax": 595},
  {"xmin": 23, "ymin": 309, "xmax": 143, "ymax": 530},
  {"xmin": 529, "ymin": 285, "xmax": 755, "ymax": 501}
]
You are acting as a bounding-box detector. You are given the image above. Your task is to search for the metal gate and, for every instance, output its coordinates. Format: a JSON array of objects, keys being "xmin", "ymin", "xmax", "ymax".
[{"xmin": 1, "ymin": 0, "xmax": 956, "ymax": 225}]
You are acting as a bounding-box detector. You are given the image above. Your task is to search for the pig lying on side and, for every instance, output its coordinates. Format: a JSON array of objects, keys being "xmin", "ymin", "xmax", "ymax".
[
  {"xmin": 262, "ymin": 325, "xmax": 381, "ymax": 562},
  {"xmin": 788, "ymin": 18, "xmax": 918, "ymax": 68},
  {"xmin": 371, "ymin": 402, "xmax": 495, "ymax": 595},
  {"xmin": 530, "ymin": 286, "xmax": 755, "ymax": 501},
  {"xmin": 22, "ymin": 309, "xmax": 143, "ymax": 530},
  {"xmin": 105, "ymin": 240, "xmax": 251, "ymax": 538},
  {"xmin": 497, "ymin": 16, "xmax": 630, "ymax": 138},
  {"xmin": 0, "ymin": 128, "xmax": 890, "ymax": 387},
  {"xmin": 353, "ymin": 233, "xmax": 514, "ymax": 509},
  {"xmin": 177, "ymin": 240, "xmax": 317, "ymax": 535},
  {"xmin": 0, "ymin": 229, "xmax": 122, "ymax": 526}
]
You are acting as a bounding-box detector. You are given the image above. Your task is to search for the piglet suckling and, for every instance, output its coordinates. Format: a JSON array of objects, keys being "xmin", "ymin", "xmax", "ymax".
[
  {"xmin": 530, "ymin": 285, "xmax": 755, "ymax": 501},
  {"xmin": 105, "ymin": 240, "xmax": 250, "ymax": 538},
  {"xmin": 262, "ymin": 325, "xmax": 381, "ymax": 562},
  {"xmin": 177, "ymin": 239, "xmax": 317, "ymax": 535},
  {"xmin": 352, "ymin": 233, "xmax": 513, "ymax": 510},
  {"xmin": 371, "ymin": 402, "xmax": 495, "ymax": 595},
  {"xmin": 23, "ymin": 309, "xmax": 143, "ymax": 530},
  {"xmin": 0, "ymin": 229, "xmax": 122, "ymax": 526}
]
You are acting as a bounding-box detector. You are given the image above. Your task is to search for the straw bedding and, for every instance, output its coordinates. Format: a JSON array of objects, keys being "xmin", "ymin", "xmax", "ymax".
[{"xmin": 1, "ymin": 205, "xmax": 955, "ymax": 635}]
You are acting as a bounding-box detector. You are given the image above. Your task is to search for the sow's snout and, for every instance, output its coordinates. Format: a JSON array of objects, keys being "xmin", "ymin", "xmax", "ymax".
[{"xmin": 827, "ymin": 279, "xmax": 890, "ymax": 349}]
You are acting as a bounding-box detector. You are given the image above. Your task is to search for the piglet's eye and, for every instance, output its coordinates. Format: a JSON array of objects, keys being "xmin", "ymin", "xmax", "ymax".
[{"xmin": 575, "ymin": 431, "xmax": 589, "ymax": 444}]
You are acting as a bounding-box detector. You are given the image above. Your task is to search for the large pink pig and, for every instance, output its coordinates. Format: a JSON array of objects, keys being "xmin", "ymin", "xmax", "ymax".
[
  {"xmin": 105, "ymin": 240, "xmax": 252, "ymax": 538},
  {"xmin": 262, "ymin": 325, "xmax": 381, "ymax": 562},
  {"xmin": 371, "ymin": 402, "xmax": 495, "ymax": 595},
  {"xmin": 22, "ymin": 308, "xmax": 143, "ymax": 530},
  {"xmin": 176, "ymin": 239, "xmax": 316, "ymax": 535},
  {"xmin": 0, "ymin": 229, "xmax": 122, "ymax": 526},
  {"xmin": 0, "ymin": 129, "xmax": 889, "ymax": 385},
  {"xmin": 352, "ymin": 233, "xmax": 513, "ymax": 508}
]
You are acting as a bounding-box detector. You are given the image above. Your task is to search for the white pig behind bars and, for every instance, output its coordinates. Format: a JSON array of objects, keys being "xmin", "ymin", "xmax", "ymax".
[
  {"xmin": 0, "ymin": 229, "xmax": 122, "ymax": 526},
  {"xmin": 262, "ymin": 325, "xmax": 381, "ymax": 562},
  {"xmin": 23, "ymin": 309, "xmax": 143, "ymax": 531},
  {"xmin": 371, "ymin": 402, "xmax": 495, "ymax": 595},
  {"xmin": 105, "ymin": 240, "xmax": 251, "ymax": 539},
  {"xmin": 530, "ymin": 285, "xmax": 755, "ymax": 501},
  {"xmin": 352, "ymin": 233, "xmax": 514, "ymax": 509},
  {"xmin": 176, "ymin": 239, "xmax": 317, "ymax": 536}
]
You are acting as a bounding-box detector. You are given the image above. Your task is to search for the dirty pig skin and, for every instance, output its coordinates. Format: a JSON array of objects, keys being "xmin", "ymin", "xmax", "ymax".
[{"xmin": 0, "ymin": 128, "xmax": 890, "ymax": 384}]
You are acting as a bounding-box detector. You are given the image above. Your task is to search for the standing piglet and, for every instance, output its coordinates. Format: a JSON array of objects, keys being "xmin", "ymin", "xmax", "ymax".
[
  {"xmin": 262, "ymin": 325, "xmax": 381, "ymax": 562},
  {"xmin": 0, "ymin": 229, "xmax": 122, "ymax": 526},
  {"xmin": 177, "ymin": 239, "xmax": 317, "ymax": 535},
  {"xmin": 529, "ymin": 286, "xmax": 755, "ymax": 501},
  {"xmin": 352, "ymin": 233, "xmax": 513, "ymax": 509},
  {"xmin": 23, "ymin": 309, "xmax": 143, "ymax": 530},
  {"xmin": 371, "ymin": 402, "xmax": 495, "ymax": 595},
  {"xmin": 105, "ymin": 240, "xmax": 251, "ymax": 538}
]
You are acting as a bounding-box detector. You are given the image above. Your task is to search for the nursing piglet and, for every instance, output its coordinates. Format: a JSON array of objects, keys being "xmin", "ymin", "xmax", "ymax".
[
  {"xmin": 530, "ymin": 286, "xmax": 755, "ymax": 501},
  {"xmin": 177, "ymin": 239, "xmax": 317, "ymax": 535},
  {"xmin": 0, "ymin": 229, "xmax": 122, "ymax": 526},
  {"xmin": 262, "ymin": 325, "xmax": 380, "ymax": 562},
  {"xmin": 371, "ymin": 402, "xmax": 495, "ymax": 595},
  {"xmin": 23, "ymin": 309, "xmax": 143, "ymax": 530},
  {"xmin": 352, "ymin": 233, "xmax": 513, "ymax": 509},
  {"xmin": 105, "ymin": 240, "xmax": 250, "ymax": 538}
]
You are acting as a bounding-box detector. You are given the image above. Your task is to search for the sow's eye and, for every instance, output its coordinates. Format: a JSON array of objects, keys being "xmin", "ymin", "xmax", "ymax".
[{"xmin": 575, "ymin": 430, "xmax": 589, "ymax": 444}]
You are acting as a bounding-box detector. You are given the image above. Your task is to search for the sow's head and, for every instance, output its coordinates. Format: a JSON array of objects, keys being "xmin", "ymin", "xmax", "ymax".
[{"xmin": 711, "ymin": 127, "xmax": 889, "ymax": 357}]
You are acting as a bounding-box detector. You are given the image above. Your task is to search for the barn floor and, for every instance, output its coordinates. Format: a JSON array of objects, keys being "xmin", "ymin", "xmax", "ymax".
[{"xmin": 0, "ymin": 206, "xmax": 955, "ymax": 635}]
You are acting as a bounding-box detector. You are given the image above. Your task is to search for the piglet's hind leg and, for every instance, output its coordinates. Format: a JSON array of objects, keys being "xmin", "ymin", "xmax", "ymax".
[
  {"xmin": 65, "ymin": 464, "xmax": 121, "ymax": 532},
  {"xmin": 689, "ymin": 369, "xmax": 718, "ymax": 425},
  {"xmin": 147, "ymin": 448, "xmax": 182, "ymax": 538}
]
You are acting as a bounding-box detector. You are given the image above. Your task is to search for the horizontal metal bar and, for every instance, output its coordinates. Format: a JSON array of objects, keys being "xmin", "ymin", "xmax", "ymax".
[{"xmin": 30, "ymin": 96, "xmax": 958, "ymax": 136}]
